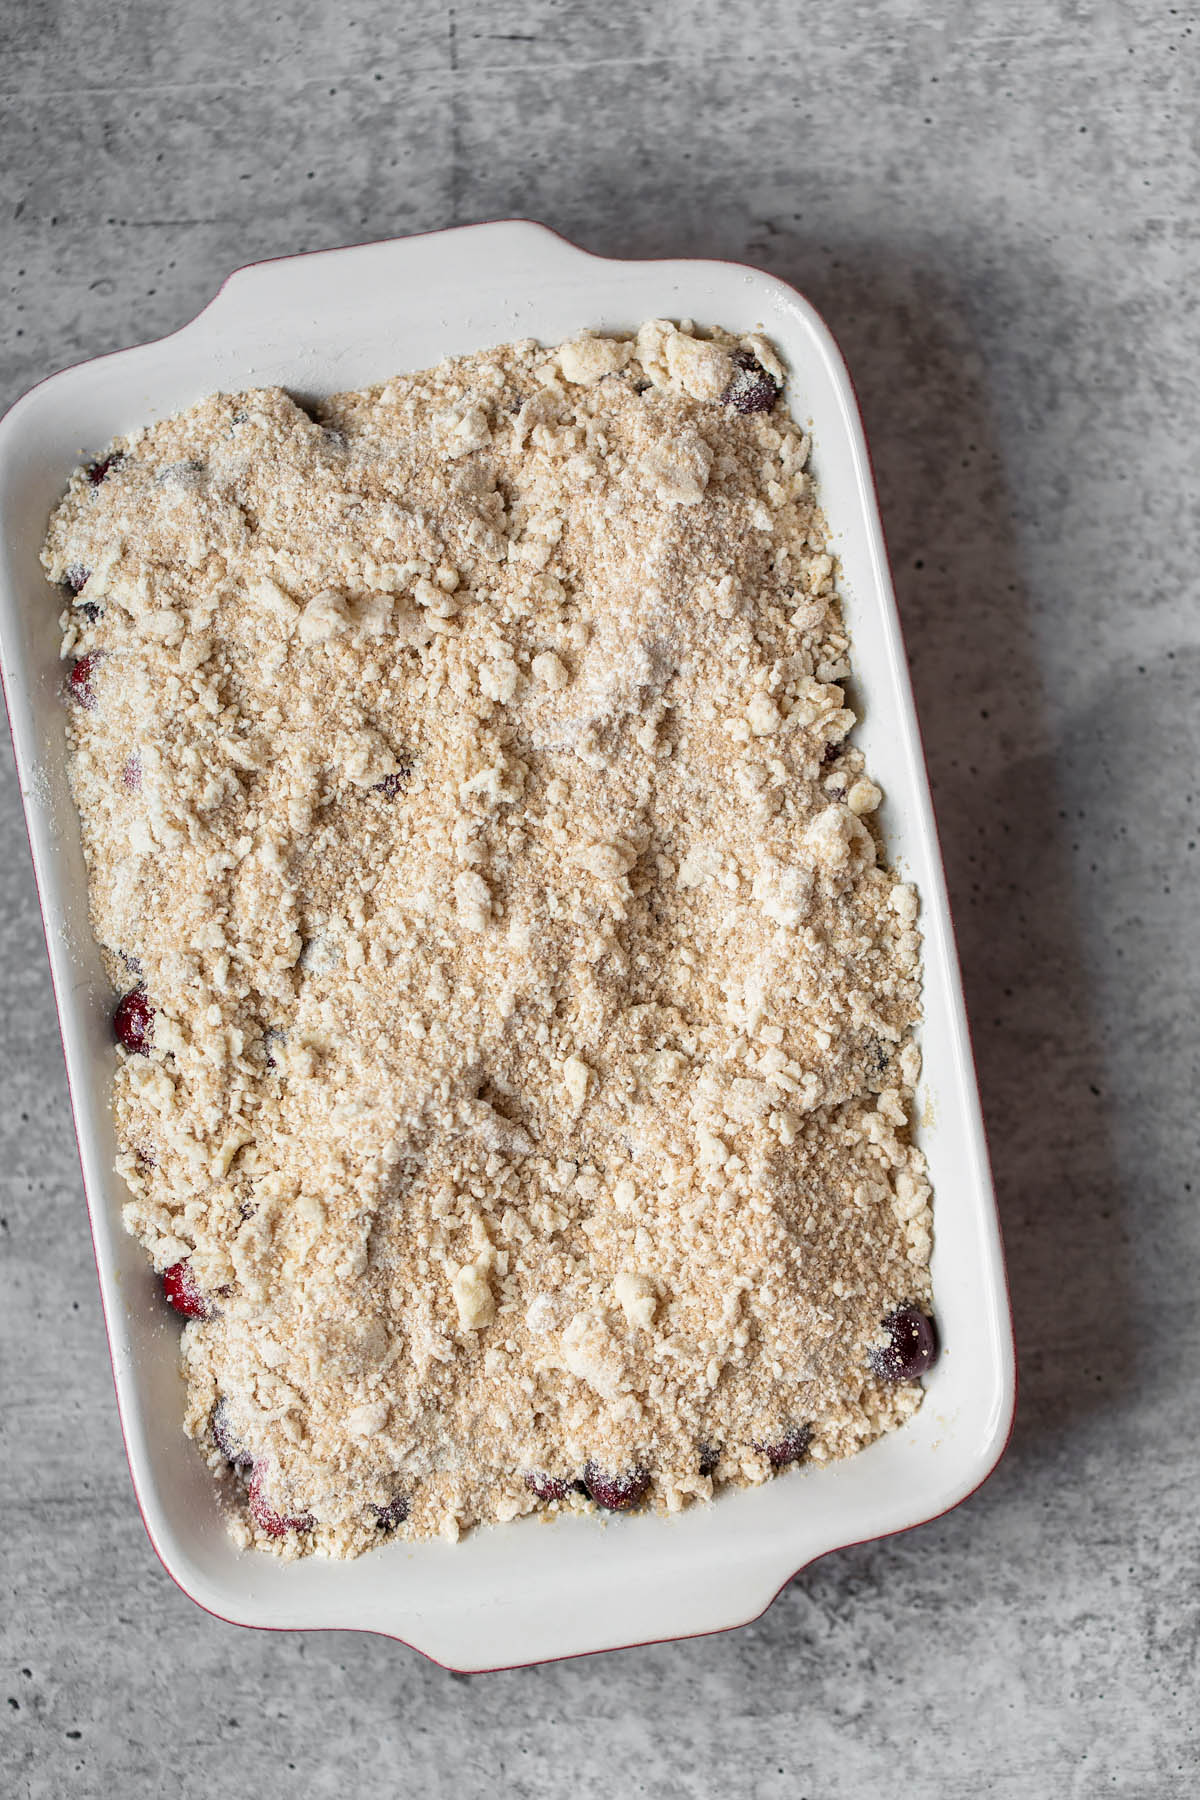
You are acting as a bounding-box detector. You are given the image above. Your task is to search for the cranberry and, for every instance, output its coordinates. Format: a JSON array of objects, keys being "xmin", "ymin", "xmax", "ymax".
[
  {"xmin": 162, "ymin": 1259, "xmax": 209, "ymax": 1320},
  {"xmin": 582, "ymin": 1461, "xmax": 651, "ymax": 1511},
  {"xmin": 721, "ymin": 349, "xmax": 780, "ymax": 415},
  {"xmin": 121, "ymin": 756, "xmax": 141, "ymax": 792},
  {"xmin": 753, "ymin": 1425, "xmax": 813, "ymax": 1467},
  {"xmin": 114, "ymin": 988, "xmax": 154, "ymax": 1054},
  {"xmin": 373, "ymin": 755, "xmax": 412, "ymax": 799},
  {"xmin": 248, "ymin": 1466, "xmax": 313, "ymax": 1537},
  {"xmin": 821, "ymin": 740, "xmax": 841, "ymax": 765},
  {"xmin": 524, "ymin": 1471, "xmax": 573, "ymax": 1503},
  {"xmin": 372, "ymin": 1494, "xmax": 410, "ymax": 1531},
  {"xmin": 211, "ymin": 1400, "xmax": 253, "ymax": 1467},
  {"xmin": 211, "ymin": 1404, "xmax": 237, "ymax": 1459},
  {"xmin": 87, "ymin": 454, "xmax": 122, "ymax": 485},
  {"xmin": 869, "ymin": 1307, "xmax": 939, "ymax": 1381},
  {"xmin": 64, "ymin": 563, "xmax": 91, "ymax": 593},
  {"xmin": 69, "ymin": 652, "xmax": 101, "ymax": 708},
  {"xmin": 698, "ymin": 1443, "xmax": 721, "ymax": 1477}
]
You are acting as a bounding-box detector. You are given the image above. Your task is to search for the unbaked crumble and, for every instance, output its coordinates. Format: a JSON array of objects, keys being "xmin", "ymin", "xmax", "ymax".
[{"xmin": 43, "ymin": 319, "xmax": 936, "ymax": 1557}]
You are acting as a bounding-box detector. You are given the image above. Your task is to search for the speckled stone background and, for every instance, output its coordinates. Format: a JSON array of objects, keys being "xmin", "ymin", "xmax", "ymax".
[{"xmin": 1, "ymin": 2, "xmax": 1197, "ymax": 1794}]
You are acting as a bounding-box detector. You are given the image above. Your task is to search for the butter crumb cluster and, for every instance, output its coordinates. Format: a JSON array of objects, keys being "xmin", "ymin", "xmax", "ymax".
[{"xmin": 45, "ymin": 320, "xmax": 933, "ymax": 1557}]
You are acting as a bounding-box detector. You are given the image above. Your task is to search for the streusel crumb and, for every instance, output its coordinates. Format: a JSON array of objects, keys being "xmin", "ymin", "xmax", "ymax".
[{"xmin": 44, "ymin": 320, "xmax": 934, "ymax": 1557}]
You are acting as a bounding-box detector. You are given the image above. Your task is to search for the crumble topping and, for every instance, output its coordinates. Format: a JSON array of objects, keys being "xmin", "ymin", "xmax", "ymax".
[{"xmin": 44, "ymin": 320, "xmax": 934, "ymax": 1557}]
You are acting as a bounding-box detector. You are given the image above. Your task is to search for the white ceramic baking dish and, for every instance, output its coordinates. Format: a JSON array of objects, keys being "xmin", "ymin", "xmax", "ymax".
[{"xmin": 0, "ymin": 222, "xmax": 1014, "ymax": 1670}]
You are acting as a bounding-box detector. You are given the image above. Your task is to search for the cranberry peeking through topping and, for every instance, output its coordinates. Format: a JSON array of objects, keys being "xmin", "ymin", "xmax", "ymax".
[
  {"xmin": 86, "ymin": 457, "xmax": 126, "ymax": 493},
  {"xmin": 69, "ymin": 652, "xmax": 101, "ymax": 708},
  {"xmin": 114, "ymin": 987, "xmax": 154, "ymax": 1054},
  {"xmin": 869, "ymin": 1307, "xmax": 939, "ymax": 1382},
  {"xmin": 248, "ymin": 1466, "xmax": 313, "ymax": 1537},
  {"xmin": 162, "ymin": 1259, "xmax": 209, "ymax": 1319},
  {"xmin": 121, "ymin": 756, "xmax": 141, "ymax": 792},
  {"xmin": 582, "ymin": 1462, "xmax": 651, "ymax": 1511},
  {"xmin": 753, "ymin": 1425, "xmax": 813, "ymax": 1467},
  {"xmin": 211, "ymin": 1400, "xmax": 253, "ymax": 1467},
  {"xmin": 721, "ymin": 348, "xmax": 780, "ymax": 415},
  {"xmin": 524, "ymin": 1471, "xmax": 573, "ymax": 1503},
  {"xmin": 64, "ymin": 563, "xmax": 91, "ymax": 594},
  {"xmin": 698, "ymin": 1443, "xmax": 721, "ymax": 1477},
  {"xmin": 372, "ymin": 1495, "xmax": 410, "ymax": 1531}
]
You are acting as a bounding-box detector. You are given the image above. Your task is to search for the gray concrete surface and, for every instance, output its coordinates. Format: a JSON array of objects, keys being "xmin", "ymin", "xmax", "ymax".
[{"xmin": 2, "ymin": 2, "xmax": 1197, "ymax": 1794}]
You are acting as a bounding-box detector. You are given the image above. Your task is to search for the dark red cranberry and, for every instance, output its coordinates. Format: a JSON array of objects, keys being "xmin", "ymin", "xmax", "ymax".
[
  {"xmin": 524, "ymin": 1471, "xmax": 573, "ymax": 1503},
  {"xmin": 753, "ymin": 1425, "xmax": 813, "ymax": 1467},
  {"xmin": 721, "ymin": 349, "xmax": 780, "ymax": 415},
  {"xmin": 69, "ymin": 651, "xmax": 101, "ymax": 708},
  {"xmin": 114, "ymin": 988, "xmax": 153, "ymax": 1054},
  {"xmin": 372, "ymin": 771, "xmax": 407, "ymax": 800},
  {"xmin": 248, "ymin": 1466, "xmax": 313, "ymax": 1537},
  {"xmin": 698, "ymin": 1443, "xmax": 721, "ymax": 1477},
  {"xmin": 121, "ymin": 756, "xmax": 141, "ymax": 792},
  {"xmin": 162, "ymin": 1259, "xmax": 209, "ymax": 1320},
  {"xmin": 372, "ymin": 1494, "xmax": 410, "ymax": 1531},
  {"xmin": 821, "ymin": 740, "xmax": 841, "ymax": 765},
  {"xmin": 87, "ymin": 455, "xmax": 122, "ymax": 485},
  {"xmin": 869, "ymin": 1307, "xmax": 939, "ymax": 1381},
  {"xmin": 211, "ymin": 1400, "xmax": 253, "ymax": 1467},
  {"xmin": 582, "ymin": 1462, "xmax": 651, "ymax": 1511},
  {"xmin": 78, "ymin": 602, "xmax": 102, "ymax": 625},
  {"xmin": 64, "ymin": 563, "xmax": 91, "ymax": 594}
]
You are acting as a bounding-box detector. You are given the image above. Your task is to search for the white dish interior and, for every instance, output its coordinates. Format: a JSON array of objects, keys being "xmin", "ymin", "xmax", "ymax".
[{"xmin": 0, "ymin": 222, "xmax": 1014, "ymax": 1670}]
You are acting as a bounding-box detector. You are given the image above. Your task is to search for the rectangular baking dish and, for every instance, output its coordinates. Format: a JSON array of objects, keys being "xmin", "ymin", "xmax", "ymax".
[{"xmin": 0, "ymin": 222, "xmax": 1014, "ymax": 1670}]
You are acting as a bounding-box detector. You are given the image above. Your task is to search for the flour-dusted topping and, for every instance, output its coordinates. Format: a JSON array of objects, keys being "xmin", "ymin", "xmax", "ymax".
[{"xmin": 46, "ymin": 321, "xmax": 933, "ymax": 1557}]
